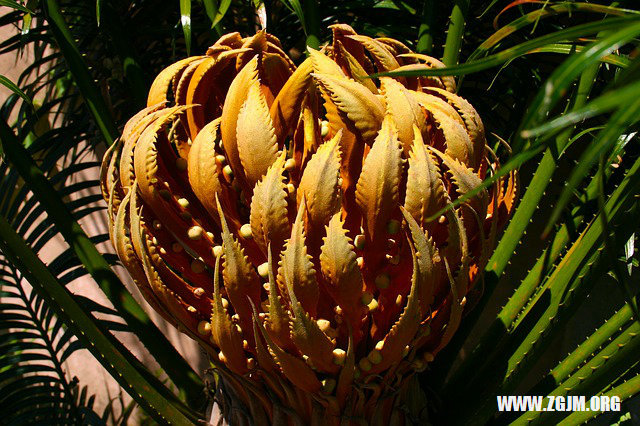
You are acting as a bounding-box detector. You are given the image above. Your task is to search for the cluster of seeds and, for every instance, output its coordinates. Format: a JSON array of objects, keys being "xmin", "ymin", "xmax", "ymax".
[{"xmin": 101, "ymin": 24, "xmax": 516, "ymax": 424}]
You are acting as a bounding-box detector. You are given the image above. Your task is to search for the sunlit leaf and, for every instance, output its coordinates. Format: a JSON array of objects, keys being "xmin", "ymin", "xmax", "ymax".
[
  {"xmin": 0, "ymin": 75, "xmax": 32, "ymax": 107},
  {"xmin": 179, "ymin": 0, "xmax": 192, "ymax": 55}
]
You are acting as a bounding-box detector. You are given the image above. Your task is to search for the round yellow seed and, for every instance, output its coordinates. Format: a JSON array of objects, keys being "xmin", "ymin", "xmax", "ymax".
[
  {"xmin": 239, "ymin": 224, "xmax": 253, "ymax": 239},
  {"xmin": 320, "ymin": 120, "xmax": 329, "ymax": 137},
  {"xmin": 284, "ymin": 158, "xmax": 296, "ymax": 171},
  {"xmin": 188, "ymin": 225, "xmax": 204, "ymax": 240},
  {"xmin": 257, "ymin": 262, "xmax": 269, "ymax": 278},
  {"xmin": 332, "ymin": 348, "xmax": 346, "ymax": 366},
  {"xmin": 223, "ymin": 165, "xmax": 233, "ymax": 181},
  {"xmin": 197, "ymin": 321, "xmax": 211, "ymax": 335},
  {"xmin": 317, "ymin": 319, "xmax": 331, "ymax": 332},
  {"xmin": 246, "ymin": 358, "xmax": 256, "ymax": 369},
  {"xmin": 367, "ymin": 298, "xmax": 379, "ymax": 312}
]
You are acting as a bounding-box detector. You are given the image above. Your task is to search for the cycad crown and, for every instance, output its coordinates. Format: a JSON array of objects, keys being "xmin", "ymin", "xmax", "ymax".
[{"xmin": 101, "ymin": 24, "xmax": 516, "ymax": 424}]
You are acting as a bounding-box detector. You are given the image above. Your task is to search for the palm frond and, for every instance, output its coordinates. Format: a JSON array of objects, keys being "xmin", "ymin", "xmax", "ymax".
[{"xmin": 0, "ymin": 261, "xmax": 102, "ymax": 425}]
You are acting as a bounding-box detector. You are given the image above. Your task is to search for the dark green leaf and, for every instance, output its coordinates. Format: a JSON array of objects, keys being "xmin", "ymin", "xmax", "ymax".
[
  {"xmin": 522, "ymin": 79, "xmax": 640, "ymax": 139},
  {"xmin": 179, "ymin": 0, "xmax": 191, "ymax": 56},
  {"xmin": 211, "ymin": 0, "xmax": 231, "ymax": 27},
  {"xmin": 42, "ymin": 0, "xmax": 118, "ymax": 145},
  {"xmin": 0, "ymin": 0, "xmax": 32, "ymax": 13},
  {"xmin": 376, "ymin": 16, "xmax": 640, "ymax": 79},
  {"xmin": 544, "ymin": 99, "xmax": 640, "ymax": 236},
  {"xmin": 0, "ymin": 75, "xmax": 32, "ymax": 107},
  {"xmin": 0, "ymin": 118, "xmax": 203, "ymax": 404}
]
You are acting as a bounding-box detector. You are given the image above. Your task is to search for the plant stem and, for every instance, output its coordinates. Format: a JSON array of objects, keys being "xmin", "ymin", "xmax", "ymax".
[
  {"xmin": 303, "ymin": 0, "xmax": 320, "ymax": 49},
  {"xmin": 442, "ymin": 0, "xmax": 470, "ymax": 66},
  {"xmin": 417, "ymin": 0, "xmax": 436, "ymax": 54}
]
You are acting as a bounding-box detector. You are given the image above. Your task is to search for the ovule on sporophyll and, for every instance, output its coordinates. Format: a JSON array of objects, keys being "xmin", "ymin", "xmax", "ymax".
[{"xmin": 101, "ymin": 23, "xmax": 517, "ymax": 425}]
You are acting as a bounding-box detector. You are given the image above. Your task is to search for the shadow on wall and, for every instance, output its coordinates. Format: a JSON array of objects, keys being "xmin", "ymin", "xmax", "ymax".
[{"xmin": 0, "ymin": 19, "xmax": 210, "ymax": 422}]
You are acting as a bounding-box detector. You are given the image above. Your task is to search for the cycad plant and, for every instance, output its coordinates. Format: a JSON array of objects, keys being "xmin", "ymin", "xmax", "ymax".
[
  {"xmin": 101, "ymin": 25, "xmax": 516, "ymax": 424},
  {"xmin": 1, "ymin": 0, "xmax": 640, "ymax": 425}
]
